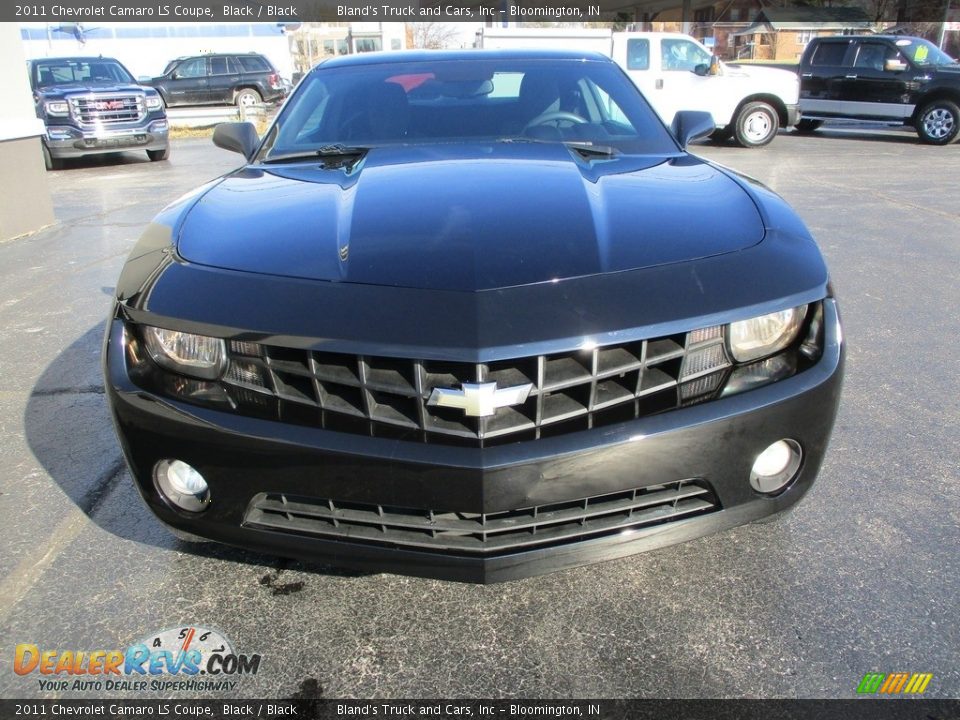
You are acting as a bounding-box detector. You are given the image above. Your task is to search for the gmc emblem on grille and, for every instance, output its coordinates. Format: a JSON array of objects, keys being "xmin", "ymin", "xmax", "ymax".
[
  {"xmin": 428, "ymin": 382, "xmax": 533, "ymax": 417},
  {"xmin": 94, "ymin": 100, "xmax": 125, "ymax": 110}
]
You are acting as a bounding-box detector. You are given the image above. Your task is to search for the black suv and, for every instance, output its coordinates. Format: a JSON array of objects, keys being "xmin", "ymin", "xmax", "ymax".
[
  {"xmin": 29, "ymin": 56, "xmax": 169, "ymax": 170},
  {"xmin": 147, "ymin": 53, "xmax": 286, "ymax": 108},
  {"xmin": 796, "ymin": 35, "xmax": 960, "ymax": 145}
]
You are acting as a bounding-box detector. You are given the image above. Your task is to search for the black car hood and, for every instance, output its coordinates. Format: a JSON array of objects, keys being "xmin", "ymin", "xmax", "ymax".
[{"xmin": 177, "ymin": 143, "xmax": 764, "ymax": 292}]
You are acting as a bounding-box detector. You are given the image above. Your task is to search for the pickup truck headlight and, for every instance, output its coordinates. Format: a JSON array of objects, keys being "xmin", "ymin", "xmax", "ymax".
[
  {"xmin": 145, "ymin": 95, "xmax": 163, "ymax": 111},
  {"xmin": 143, "ymin": 326, "xmax": 226, "ymax": 379},
  {"xmin": 44, "ymin": 101, "xmax": 69, "ymax": 116},
  {"xmin": 727, "ymin": 306, "xmax": 807, "ymax": 363}
]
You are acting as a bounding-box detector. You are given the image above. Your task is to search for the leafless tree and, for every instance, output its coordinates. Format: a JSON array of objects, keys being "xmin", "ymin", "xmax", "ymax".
[{"xmin": 409, "ymin": 22, "xmax": 462, "ymax": 49}]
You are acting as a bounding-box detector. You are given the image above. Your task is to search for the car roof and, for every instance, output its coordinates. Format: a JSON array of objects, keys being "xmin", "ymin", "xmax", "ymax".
[
  {"xmin": 30, "ymin": 56, "xmax": 123, "ymax": 64},
  {"xmin": 317, "ymin": 48, "xmax": 612, "ymax": 70},
  {"xmin": 818, "ymin": 35, "xmax": 921, "ymax": 41},
  {"xmin": 179, "ymin": 52, "xmax": 265, "ymax": 58}
]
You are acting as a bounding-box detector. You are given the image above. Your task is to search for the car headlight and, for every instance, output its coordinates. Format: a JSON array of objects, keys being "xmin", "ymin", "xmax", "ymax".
[
  {"xmin": 45, "ymin": 101, "xmax": 69, "ymax": 116},
  {"xmin": 727, "ymin": 306, "xmax": 807, "ymax": 363},
  {"xmin": 145, "ymin": 95, "xmax": 163, "ymax": 111},
  {"xmin": 142, "ymin": 326, "xmax": 226, "ymax": 379}
]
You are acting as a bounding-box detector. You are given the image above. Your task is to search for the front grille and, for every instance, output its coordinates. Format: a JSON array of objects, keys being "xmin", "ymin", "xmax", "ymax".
[
  {"xmin": 219, "ymin": 327, "xmax": 731, "ymax": 447},
  {"xmin": 244, "ymin": 479, "xmax": 720, "ymax": 555},
  {"xmin": 69, "ymin": 95, "xmax": 144, "ymax": 125}
]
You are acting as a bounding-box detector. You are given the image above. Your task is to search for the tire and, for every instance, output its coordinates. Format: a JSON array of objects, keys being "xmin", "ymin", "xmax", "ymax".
[
  {"xmin": 733, "ymin": 101, "xmax": 780, "ymax": 148},
  {"xmin": 235, "ymin": 88, "xmax": 262, "ymax": 108},
  {"xmin": 41, "ymin": 143, "xmax": 63, "ymax": 171},
  {"xmin": 147, "ymin": 147, "xmax": 170, "ymax": 162},
  {"xmin": 915, "ymin": 99, "xmax": 960, "ymax": 145},
  {"xmin": 795, "ymin": 119, "xmax": 823, "ymax": 134},
  {"xmin": 709, "ymin": 127, "xmax": 733, "ymax": 143}
]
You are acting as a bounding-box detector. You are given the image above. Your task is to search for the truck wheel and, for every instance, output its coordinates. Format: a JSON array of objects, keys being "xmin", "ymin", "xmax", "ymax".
[
  {"xmin": 733, "ymin": 101, "xmax": 779, "ymax": 148},
  {"xmin": 709, "ymin": 127, "xmax": 732, "ymax": 143},
  {"xmin": 41, "ymin": 143, "xmax": 63, "ymax": 171},
  {"xmin": 235, "ymin": 88, "xmax": 262, "ymax": 108},
  {"xmin": 147, "ymin": 147, "xmax": 170, "ymax": 162},
  {"xmin": 795, "ymin": 119, "xmax": 822, "ymax": 134},
  {"xmin": 916, "ymin": 100, "xmax": 960, "ymax": 145}
]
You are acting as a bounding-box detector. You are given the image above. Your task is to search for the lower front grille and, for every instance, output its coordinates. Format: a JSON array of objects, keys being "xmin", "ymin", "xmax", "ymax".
[{"xmin": 243, "ymin": 479, "xmax": 720, "ymax": 556}]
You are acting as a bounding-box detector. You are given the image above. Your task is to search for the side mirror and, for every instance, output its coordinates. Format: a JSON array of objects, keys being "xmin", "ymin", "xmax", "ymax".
[
  {"xmin": 213, "ymin": 122, "xmax": 260, "ymax": 161},
  {"xmin": 671, "ymin": 110, "xmax": 716, "ymax": 149},
  {"xmin": 137, "ymin": 75, "xmax": 151, "ymax": 83},
  {"xmin": 884, "ymin": 59, "xmax": 908, "ymax": 72},
  {"xmin": 694, "ymin": 56, "xmax": 721, "ymax": 77}
]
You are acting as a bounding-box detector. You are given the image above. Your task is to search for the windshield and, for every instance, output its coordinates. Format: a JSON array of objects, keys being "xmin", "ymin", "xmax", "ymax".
[
  {"xmin": 894, "ymin": 38, "xmax": 956, "ymax": 67},
  {"xmin": 34, "ymin": 58, "xmax": 134, "ymax": 88},
  {"xmin": 263, "ymin": 58, "xmax": 679, "ymax": 159}
]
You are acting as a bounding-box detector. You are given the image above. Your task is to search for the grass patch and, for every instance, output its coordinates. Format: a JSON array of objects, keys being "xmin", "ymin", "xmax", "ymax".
[
  {"xmin": 169, "ymin": 118, "xmax": 270, "ymax": 140},
  {"xmin": 169, "ymin": 125, "xmax": 218, "ymax": 139}
]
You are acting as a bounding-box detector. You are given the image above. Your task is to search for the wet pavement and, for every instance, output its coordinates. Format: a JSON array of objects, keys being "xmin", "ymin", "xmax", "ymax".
[{"xmin": 0, "ymin": 128, "xmax": 958, "ymax": 699}]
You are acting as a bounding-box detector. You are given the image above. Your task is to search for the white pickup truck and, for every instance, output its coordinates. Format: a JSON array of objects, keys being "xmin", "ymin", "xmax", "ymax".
[{"xmin": 480, "ymin": 29, "xmax": 801, "ymax": 148}]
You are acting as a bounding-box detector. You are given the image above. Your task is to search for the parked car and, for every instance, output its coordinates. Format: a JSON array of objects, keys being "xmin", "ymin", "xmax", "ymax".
[
  {"xmin": 796, "ymin": 35, "xmax": 960, "ymax": 144},
  {"xmin": 104, "ymin": 50, "xmax": 843, "ymax": 583},
  {"xmin": 614, "ymin": 32, "xmax": 801, "ymax": 147},
  {"xmin": 28, "ymin": 56, "xmax": 169, "ymax": 170},
  {"xmin": 479, "ymin": 28, "xmax": 801, "ymax": 147},
  {"xmin": 146, "ymin": 53, "xmax": 286, "ymax": 108}
]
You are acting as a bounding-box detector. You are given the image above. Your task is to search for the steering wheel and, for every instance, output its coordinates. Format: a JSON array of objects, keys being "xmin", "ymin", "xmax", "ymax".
[{"xmin": 523, "ymin": 111, "xmax": 588, "ymax": 132}]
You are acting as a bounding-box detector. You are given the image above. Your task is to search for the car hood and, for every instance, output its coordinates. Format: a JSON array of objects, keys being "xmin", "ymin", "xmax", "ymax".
[
  {"xmin": 37, "ymin": 83, "xmax": 148, "ymax": 96},
  {"xmin": 176, "ymin": 143, "xmax": 765, "ymax": 292}
]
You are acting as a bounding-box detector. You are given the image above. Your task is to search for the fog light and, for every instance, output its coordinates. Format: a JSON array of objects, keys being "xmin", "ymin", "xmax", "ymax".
[
  {"xmin": 153, "ymin": 459, "xmax": 210, "ymax": 512},
  {"xmin": 749, "ymin": 439, "xmax": 802, "ymax": 494}
]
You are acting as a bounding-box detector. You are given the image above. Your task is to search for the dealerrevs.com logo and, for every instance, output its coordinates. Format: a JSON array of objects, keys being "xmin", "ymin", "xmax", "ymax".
[{"xmin": 14, "ymin": 626, "xmax": 262, "ymax": 693}]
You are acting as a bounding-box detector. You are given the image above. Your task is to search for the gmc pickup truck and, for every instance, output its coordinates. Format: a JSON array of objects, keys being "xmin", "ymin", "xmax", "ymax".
[
  {"xmin": 796, "ymin": 35, "xmax": 960, "ymax": 145},
  {"xmin": 29, "ymin": 56, "xmax": 170, "ymax": 170},
  {"xmin": 479, "ymin": 28, "xmax": 800, "ymax": 147}
]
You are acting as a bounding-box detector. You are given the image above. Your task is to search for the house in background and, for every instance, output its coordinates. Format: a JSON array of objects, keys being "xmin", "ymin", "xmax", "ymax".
[
  {"xmin": 645, "ymin": 2, "xmax": 875, "ymax": 61},
  {"xmin": 729, "ymin": 7, "xmax": 873, "ymax": 61},
  {"xmin": 688, "ymin": 0, "xmax": 766, "ymax": 59}
]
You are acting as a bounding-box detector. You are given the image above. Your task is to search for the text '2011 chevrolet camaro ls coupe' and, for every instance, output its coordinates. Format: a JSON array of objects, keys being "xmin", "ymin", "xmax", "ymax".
[{"xmin": 104, "ymin": 50, "xmax": 843, "ymax": 583}]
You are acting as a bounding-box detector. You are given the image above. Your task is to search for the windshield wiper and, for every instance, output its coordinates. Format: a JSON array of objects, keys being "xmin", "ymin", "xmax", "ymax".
[
  {"xmin": 565, "ymin": 142, "xmax": 620, "ymax": 158},
  {"xmin": 261, "ymin": 145, "xmax": 371, "ymax": 165},
  {"xmin": 498, "ymin": 137, "xmax": 620, "ymax": 158}
]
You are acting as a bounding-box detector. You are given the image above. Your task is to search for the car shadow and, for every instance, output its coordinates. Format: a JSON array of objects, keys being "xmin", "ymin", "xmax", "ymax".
[
  {"xmin": 784, "ymin": 125, "xmax": 922, "ymax": 145},
  {"xmin": 49, "ymin": 151, "xmax": 154, "ymax": 172},
  {"xmin": 693, "ymin": 124, "xmax": 921, "ymax": 150},
  {"xmin": 24, "ymin": 323, "xmax": 372, "ymax": 580}
]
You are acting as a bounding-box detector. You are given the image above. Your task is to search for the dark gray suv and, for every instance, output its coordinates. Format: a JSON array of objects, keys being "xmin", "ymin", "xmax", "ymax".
[{"xmin": 147, "ymin": 53, "xmax": 286, "ymax": 108}]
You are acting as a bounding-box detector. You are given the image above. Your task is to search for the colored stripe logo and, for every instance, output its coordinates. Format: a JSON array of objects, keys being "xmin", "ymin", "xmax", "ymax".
[{"xmin": 857, "ymin": 672, "xmax": 932, "ymax": 695}]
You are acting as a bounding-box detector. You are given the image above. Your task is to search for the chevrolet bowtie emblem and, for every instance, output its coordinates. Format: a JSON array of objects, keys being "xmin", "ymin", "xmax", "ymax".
[{"xmin": 428, "ymin": 382, "xmax": 533, "ymax": 417}]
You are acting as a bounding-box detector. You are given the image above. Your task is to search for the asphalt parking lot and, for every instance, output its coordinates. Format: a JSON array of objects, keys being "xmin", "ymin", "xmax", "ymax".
[{"xmin": 1, "ymin": 125, "xmax": 958, "ymax": 700}]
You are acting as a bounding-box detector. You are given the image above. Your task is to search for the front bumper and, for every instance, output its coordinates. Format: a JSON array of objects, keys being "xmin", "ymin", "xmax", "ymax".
[
  {"xmin": 104, "ymin": 301, "xmax": 843, "ymax": 583},
  {"xmin": 45, "ymin": 120, "xmax": 169, "ymax": 158}
]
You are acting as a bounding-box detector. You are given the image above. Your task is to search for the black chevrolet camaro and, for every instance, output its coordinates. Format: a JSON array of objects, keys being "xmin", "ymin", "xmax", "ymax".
[{"xmin": 104, "ymin": 50, "xmax": 844, "ymax": 583}]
